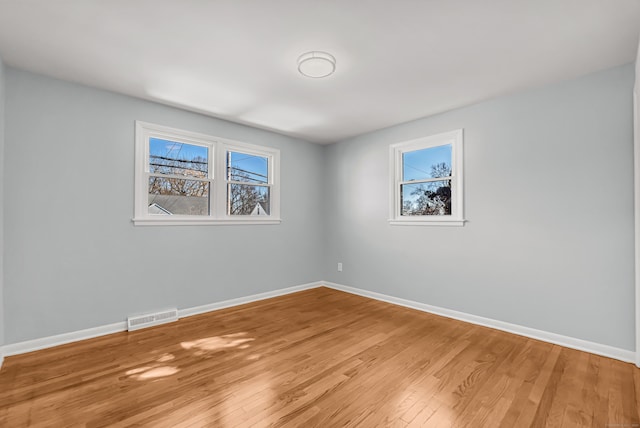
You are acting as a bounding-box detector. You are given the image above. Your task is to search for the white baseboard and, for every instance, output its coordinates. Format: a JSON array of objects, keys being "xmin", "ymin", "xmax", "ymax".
[
  {"xmin": 1, "ymin": 281, "xmax": 323, "ymax": 358},
  {"xmin": 322, "ymin": 281, "xmax": 635, "ymax": 364},
  {"xmin": 178, "ymin": 281, "xmax": 322, "ymax": 318},
  {"xmin": 2, "ymin": 322, "xmax": 127, "ymax": 357},
  {"xmin": 1, "ymin": 280, "xmax": 634, "ymax": 365}
]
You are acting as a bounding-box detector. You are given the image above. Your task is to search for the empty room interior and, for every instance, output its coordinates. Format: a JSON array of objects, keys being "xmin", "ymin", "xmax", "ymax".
[{"xmin": 1, "ymin": 1, "xmax": 640, "ymax": 427}]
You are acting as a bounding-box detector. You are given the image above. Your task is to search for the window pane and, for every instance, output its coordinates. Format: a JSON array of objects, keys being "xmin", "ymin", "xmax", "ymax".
[
  {"xmin": 402, "ymin": 144, "xmax": 451, "ymax": 181},
  {"xmin": 228, "ymin": 184, "xmax": 270, "ymax": 215},
  {"xmin": 148, "ymin": 177, "xmax": 210, "ymax": 216},
  {"xmin": 227, "ymin": 151, "xmax": 268, "ymax": 184},
  {"xmin": 401, "ymin": 180, "xmax": 451, "ymax": 216},
  {"xmin": 149, "ymin": 138, "xmax": 209, "ymax": 178}
]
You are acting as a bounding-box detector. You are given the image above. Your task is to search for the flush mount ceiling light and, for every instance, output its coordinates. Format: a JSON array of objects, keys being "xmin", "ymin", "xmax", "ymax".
[{"xmin": 297, "ymin": 51, "xmax": 336, "ymax": 78}]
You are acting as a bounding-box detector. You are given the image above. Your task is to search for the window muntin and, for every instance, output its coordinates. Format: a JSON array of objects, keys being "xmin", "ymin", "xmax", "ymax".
[
  {"xmin": 389, "ymin": 129, "xmax": 464, "ymax": 226},
  {"xmin": 134, "ymin": 122, "xmax": 280, "ymax": 225}
]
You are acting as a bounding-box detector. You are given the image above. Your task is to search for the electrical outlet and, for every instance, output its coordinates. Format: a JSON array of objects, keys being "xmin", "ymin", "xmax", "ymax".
[{"xmin": 337, "ymin": 262, "xmax": 343, "ymax": 272}]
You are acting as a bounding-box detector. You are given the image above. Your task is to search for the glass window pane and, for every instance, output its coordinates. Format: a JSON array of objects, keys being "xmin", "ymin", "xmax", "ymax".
[
  {"xmin": 402, "ymin": 144, "xmax": 451, "ymax": 182},
  {"xmin": 401, "ymin": 180, "xmax": 451, "ymax": 216},
  {"xmin": 227, "ymin": 151, "xmax": 268, "ymax": 184},
  {"xmin": 228, "ymin": 184, "xmax": 270, "ymax": 216},
  {"xmin": 148, "ymin": 177, "xmax": 210, "ymax": 216},
  {"xmin": 149, "ymin": 138, "xmax": 209, "ymax": 178}
]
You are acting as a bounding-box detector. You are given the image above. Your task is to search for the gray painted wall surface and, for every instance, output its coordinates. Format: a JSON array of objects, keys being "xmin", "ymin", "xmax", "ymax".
[
  {"xmin": 323, "ymin": 64, "xmax": 635, "ymax": 351},
  {"xmin": 0, "ymin": 57, "xmax": 5, "ymax": 350},
  {"xmin": 635, "ymin": 44, "xmax": 640, "ymax": 360},
  {"xmin": 2, "ymin": 63, "xmax": 635, "ymax": 352},
  {"xmin": 4, "ymin": 68, "xmax": 325, "ymax": 344}
]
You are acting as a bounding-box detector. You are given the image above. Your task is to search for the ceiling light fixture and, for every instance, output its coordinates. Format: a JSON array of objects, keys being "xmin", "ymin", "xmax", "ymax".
[{"xmin": 297, "ymin": 51, "xmax": 336, "ymax": 78}]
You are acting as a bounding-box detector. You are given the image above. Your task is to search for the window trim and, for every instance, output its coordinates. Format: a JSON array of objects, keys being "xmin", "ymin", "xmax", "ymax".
[
  {"xmin": 388, "ymin": 129, "xmax": 465, "ymax": 226},
  {"xmin": 133, "ymin": 121, "xmax": 281, "ymax": 226}
]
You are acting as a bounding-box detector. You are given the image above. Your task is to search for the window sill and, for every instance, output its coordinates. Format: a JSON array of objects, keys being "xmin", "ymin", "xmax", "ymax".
[
  {"xmin": 388, "ymin": 218, "xmax": 466, "ymax": 227},
  {"xmin": 133, "ymin": 217, "xmax": 282, "ymax": 226}
]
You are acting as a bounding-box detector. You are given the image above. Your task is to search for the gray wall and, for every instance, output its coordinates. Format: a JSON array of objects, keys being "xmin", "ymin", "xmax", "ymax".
[
  {"xmin": 3, "ymin": 63, "xmax": 635, "ymax": 351},
  {"xmin": 635, "ymin": 42, "xmax": 640, "ymax": 359},
  {"xmin": 0, "ymin": 57, "xmax": 5, "ymax": 352},
  {"xmin": 4, "ymin": 68, "xmax": 325, "ymax": 344},
  {"xmin": 323, "ymin": 64, "xmax": 636, "ymax": 351}
]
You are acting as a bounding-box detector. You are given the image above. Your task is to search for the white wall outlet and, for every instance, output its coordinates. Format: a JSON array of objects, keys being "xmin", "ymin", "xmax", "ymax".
[{"xmin": 337, "ymin": 262, "xmax": 343, "ymax": 272}]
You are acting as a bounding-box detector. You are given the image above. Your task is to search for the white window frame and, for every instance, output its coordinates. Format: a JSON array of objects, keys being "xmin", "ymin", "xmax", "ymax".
[
  {"xmin": 389, "ymin": 129, "xmax": 465, "ymax": 226},
  {"xmin": 134, "ymin": 121, "xmax": 281, "ymax": 226}
]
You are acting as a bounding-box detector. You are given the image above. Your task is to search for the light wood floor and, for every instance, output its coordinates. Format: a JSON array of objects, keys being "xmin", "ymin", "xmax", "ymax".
[{"xmin": 0, "ymin": 287, "xmax": 638, "ymax": 427}]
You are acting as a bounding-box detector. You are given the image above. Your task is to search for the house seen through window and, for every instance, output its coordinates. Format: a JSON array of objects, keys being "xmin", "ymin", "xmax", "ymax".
[
  {"xmin": 134, "ymin": 122, "xmax": 280, "ymax": 225},
  {"xmin": 148, "ymin": 138, "xmax": 211, "ymax": 216},
  {"xmin": 227, "ymin": 151, "xmax": 270, "ymax": 216}
]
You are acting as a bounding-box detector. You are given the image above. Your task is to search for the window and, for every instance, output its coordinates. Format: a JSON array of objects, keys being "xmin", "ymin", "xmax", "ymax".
[
  {"xmin": 227, "ymin": 151, "xmax": 271, "ymax": 216},
  {"xmin": 389, "ymin": 129, "xmax": 464, "ymax": 226},
  {"xmin": 134, "ymin": 121, "xmax": 280, "ymax": 225}
]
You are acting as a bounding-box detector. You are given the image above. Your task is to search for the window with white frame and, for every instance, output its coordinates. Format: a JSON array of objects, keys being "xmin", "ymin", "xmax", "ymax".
[
  {"xmin": 226, "ymin": 150, "xmax": 271, "ymax": 216},
  {"xmin": 134, "ymin": 121, "xmax": 280, "ymax": 225},
  {"xmin": 389, "ymin": 129, "xmax": 464, "ymax": 226}
]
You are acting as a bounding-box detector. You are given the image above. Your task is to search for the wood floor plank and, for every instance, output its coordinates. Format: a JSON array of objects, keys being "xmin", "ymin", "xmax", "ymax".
[{"xmin": 0, "ymin": 287, "xmax": 637, "ymax": 427}]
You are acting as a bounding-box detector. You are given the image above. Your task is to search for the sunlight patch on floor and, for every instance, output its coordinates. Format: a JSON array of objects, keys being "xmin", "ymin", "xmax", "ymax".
[
  {"xmin": 181, "ymin": 332, "xmax": 255, "ymax": 354},
  {"xmin": 135, "ymin": 366, "xmax": 180, "ymax": 380},
  {"xmin": 157, "ymin": 353, "xmax": 175, "ymax": 362},
  {"xmin": 125, "ymin": 366, "xmax": 150, "ymax": 375},
  {"xmin": 126, "ymin": 365, "xmax": 180, "ymax": 380},
  {"xmin": 125, "ymin": 353, "xmax": 180, "ymax": 380}
]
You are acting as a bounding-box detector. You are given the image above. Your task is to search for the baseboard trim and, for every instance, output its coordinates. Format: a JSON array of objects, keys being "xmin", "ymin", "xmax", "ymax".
[
  {"xmin": 322, "ymin": 281, "xmax": 636, "ymax": 364},
  {"xmin": 1, "ymin": 281, "xmax": 323, "ymax": 359},
  {"xmin": 178, "ymin": 281, "xmax": 322, "ymax": 318},
  {"xmin": 2, "ymin": 322, "xmax": 127, "ymax": 357},
  {"xmin": 2, "ymin": 280, "xmax": 634, "ymax": 364}
]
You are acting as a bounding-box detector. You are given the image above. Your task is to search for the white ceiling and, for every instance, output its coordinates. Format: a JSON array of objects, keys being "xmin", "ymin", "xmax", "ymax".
[{"xmin": 0, "ymin": 1, "xmax": 638, "ymax": 144}]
